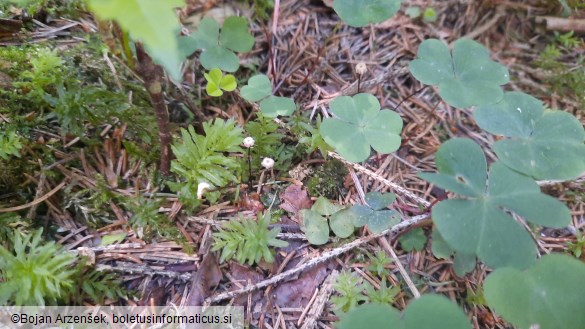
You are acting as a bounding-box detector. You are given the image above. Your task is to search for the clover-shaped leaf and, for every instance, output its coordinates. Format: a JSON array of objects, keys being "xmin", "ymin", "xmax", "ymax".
[
  {"xmin": 320, "ymin": 93, "xmax": 403, "ymax": 163},
  {"xmin": 338, "ymin": 294, "xmax": 471, "ymax": 329},
  {"xmin": 474, "ymin": 91, "xmax": 585, "ymax": 180},
  {"xmin": 409, "ymin": 38, "xmax": 510, "ymax": 108},
  {"xmin": 179, "ymin": 16, "xmax": 254, "ymax": 72},
  {"xmin": 350, "ymin": 192, "xmax": 400, "ymax": 234},
  {"xmin": 333, "ymin": 0, "xmax": 403, "ymax": 27},
  {"xmin": 419, "ymin": 138, "xmax": 571, "ymax": 269},
  {"xmin": 204, "ymin": 68, "xmax": 237, "ymax": 97},
  {"xmin": 300, "ymin": 197, "xmax": 354, "ymax": 245},
  {"xmin": 485, "ymin": 254, "xmax": 585, "ymax": 329},
  {"xmin": 240, "ymin": 74, "xmax": 296, "ymax": 117}
]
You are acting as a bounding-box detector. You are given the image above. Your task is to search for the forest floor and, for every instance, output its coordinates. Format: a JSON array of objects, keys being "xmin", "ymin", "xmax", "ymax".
[{"xmin": 0, "ymin": 0, "xmax": 584, "ymax": 328}]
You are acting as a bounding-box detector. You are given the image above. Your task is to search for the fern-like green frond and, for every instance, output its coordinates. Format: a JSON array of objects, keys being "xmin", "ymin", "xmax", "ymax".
[
  {"xmin": 170, "ymin": 119, "xmax": 244, "ymax": 205},
  {"xmin": 212, "ymin": 212, "xmax": 288, "ymax": 265}
]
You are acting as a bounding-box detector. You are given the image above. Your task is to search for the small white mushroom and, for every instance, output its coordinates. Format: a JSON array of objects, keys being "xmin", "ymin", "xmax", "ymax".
[
  {"xmin": 356, "ymin": 62, "xmax": 367, "ymax": 75},
  {"xmin": 197, "ymin": 182, "xmax": 211, "ymax": 199},
  {"xmin": 243, "ymin": 137, "xmax": 255, "ymax": 148},
  {"xmin": 261, "ymin": 157, "xmax": 275, "ymax": 170}
]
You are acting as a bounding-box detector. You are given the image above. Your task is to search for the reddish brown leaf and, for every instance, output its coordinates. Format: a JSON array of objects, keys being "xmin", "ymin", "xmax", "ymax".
[{"xmin": 280, "ymin": 185, "xmax": 312, "ymax": 214}]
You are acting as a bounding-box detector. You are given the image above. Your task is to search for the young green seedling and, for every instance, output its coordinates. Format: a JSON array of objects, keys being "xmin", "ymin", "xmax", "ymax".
[
  {"xmin": 419, "ymin": 138, "xmax": 571, "ymax": 270},
  {"xmin": 204, "ymin": 68, "xmax": 237, "ymax": 97},
  {"xmin": 473, "ymin": 91, "xmax": 585, "ymax": 180},
  {"xmin": 240, "ymin": 74, "xmax": 296, "ymax": 117},
  {"xmin": 178, "ymin": 16, "xmax": 254, "ymax": 72},
  {"xmin": 409, "ymin": 38, "xmax": 510, "ymax": 108},
  {"xmin": 333, "ymin": 0, "xmax": 403, "ymax": 27},
  {"xmin": 320, "ymin": 93, "xmax": 403, "ymax": 163}
]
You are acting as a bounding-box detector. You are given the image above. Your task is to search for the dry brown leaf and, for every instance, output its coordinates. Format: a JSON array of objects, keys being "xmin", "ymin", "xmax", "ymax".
[
  {"xmin": 187, "ymin": 252, "xmax": 222, "ymax": 305},
  {"xmin": 279, "ymin": 185, "xmax": 312, "ymax": 214}
]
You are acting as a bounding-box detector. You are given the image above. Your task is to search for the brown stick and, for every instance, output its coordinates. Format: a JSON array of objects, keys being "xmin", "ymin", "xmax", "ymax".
[
  {"xmin": 535, "ymin": 16, "xmax": 585, "ymax": 33},
  {"xmin": 135, "ymin": 43, "xmax": 172, "ymax": 175}
]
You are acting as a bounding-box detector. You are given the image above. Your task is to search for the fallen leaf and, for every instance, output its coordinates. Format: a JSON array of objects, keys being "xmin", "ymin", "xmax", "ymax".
[
  {"xmin": 187, "ymin": 252, "xmax": 222, "ymax": 305},
  {"xmin": 280, "ymin": 185, "xmax": 312, "ymax": 214}
]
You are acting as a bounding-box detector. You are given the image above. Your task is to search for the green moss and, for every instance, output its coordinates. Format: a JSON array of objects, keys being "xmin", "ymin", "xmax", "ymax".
[{"xmin": 307, "ymin": 159, "xmax": 348, "ymax": 199}]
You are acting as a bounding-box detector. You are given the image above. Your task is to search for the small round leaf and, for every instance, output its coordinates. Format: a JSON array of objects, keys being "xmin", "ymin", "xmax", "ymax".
[
  {"xmin": 259, "ymin": 95, "xmax": 296, "ymax": 117},
  {"xmin": 240, "ymin": 74, "xmax": 272, "ymax": 102},
  {"xmin": 200, "ymin": 46, "xmax": 240, "ymax": 72},
  {"xmin": 330, "ymin": 209, "xmax": 354, "ymax": 238},
  {"xmin": 300, "ymin": 210, "xmax": 329, "ymax": 245}
]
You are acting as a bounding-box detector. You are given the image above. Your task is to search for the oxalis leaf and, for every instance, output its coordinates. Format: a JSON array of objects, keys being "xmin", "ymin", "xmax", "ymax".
[
  {"xmin": 320, "ymin": 93, "xmax": 403, "ymax": 162},
  {"xmin": 240, "ymin": 74, "xmax": 296, "ymax": 117},
  {"xmin": 333, "ymin": 0, "xmax": 403, "ymax": 27},
  {"xmin": 419, "ymin": 138, "xmax": 571, "ymax": 270},
  {"xmin": 350, "ymin": 192, "xmax": 401, "ymax": 234},
  {"xmin": 88, "ymin": 0, "xmax": 184, "ymax": 81},
  {"xmin": 179, "ymin": 16, "xmax": 254, "ymax": 72},
  {"xmin": 474, "ymin": 91, "xmax": 585, "ymax": 180},
  {"xmin": 484, "ymin": 254, "xmax": 585, "ymax": 329},
  {"xmin": 204, "ymin": 68, "xmax": 237, "ymax": 97},
  {"xmin": 300, "ymin": 197, "xmax": 354, "ymax": 245},
  {"xmin": 337, "ymin": 294, "xmax": 471, "ymax": 329},
  {"xmin": 409, "ymin": 38, "xmax": 510, "ymax": 108},
  {"xmin": 430, "ymin": 228, "xmax": 476, "ymax": 276}
]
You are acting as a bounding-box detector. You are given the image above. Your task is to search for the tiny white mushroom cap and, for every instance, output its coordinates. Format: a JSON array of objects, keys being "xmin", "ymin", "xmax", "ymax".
[
  {"xmin": 356, "ymin": 62, "xmax": 367, "ymax": 75},
  {"xmin": 197, "ymin": 182, "xmax": 211, "ymax": 199},
  {"xmin": 243, "ymin": 137, "xmax": 255, "ymax": 148},
  {"xmin": 261, "ymin": 157, "xmax": 275, "ymax": 169}
]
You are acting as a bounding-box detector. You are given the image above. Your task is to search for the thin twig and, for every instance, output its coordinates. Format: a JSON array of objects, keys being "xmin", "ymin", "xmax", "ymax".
[
  {"xmin": 377, "ymin": 237, "xmax": 420, "ymax": 298},
  {"xmin": 329, "ymin": 152, "xmax": 431, "ymax": 207},
  {"xmin": 205, "ymin": 213, "xmax": 430, "ymax": 303}
]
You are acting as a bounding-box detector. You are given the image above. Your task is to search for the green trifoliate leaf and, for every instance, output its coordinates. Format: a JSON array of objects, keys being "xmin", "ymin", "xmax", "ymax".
[
  {"xmin": 320, "ymin": 93, "xmax": 403, "ymax": 162},
  {"xmin": 204, "ymin": 68, "xmax": 237, "ymax": 97},
  {"xmin": 409, "ymin": 38, "xmax": 510, "ymax": 108},
  {"xmin": 88, "ymin": 0, "xmax": 184, "ymax": 81},
  {"xmin": 338, "ymin": 295, "xmax": 471, "ymax": 329},
  {"xmin": 474, "ymin": 91, "xmax": 585, "ymax": 180},
  {"xmin": 419, "ymin": 138, "xmax": 571, "ymax": 270},
  {"xmin": 240, "ymin": 74, "xmax": 296, "ymax": 117},
  {"xmin": 333, "ymin": 0, "xmax": 403, "ymax": 27},
  {"xmin": 179, "ymin": 16, "xmax": 254, "ymax": 72},
  {"xmin": 350, "ymin": 192, "xmax": 400, "ymax": 234},
  {"xmin": 484, "ymin": 254, "xmax": 585, "ymax": 329}
]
